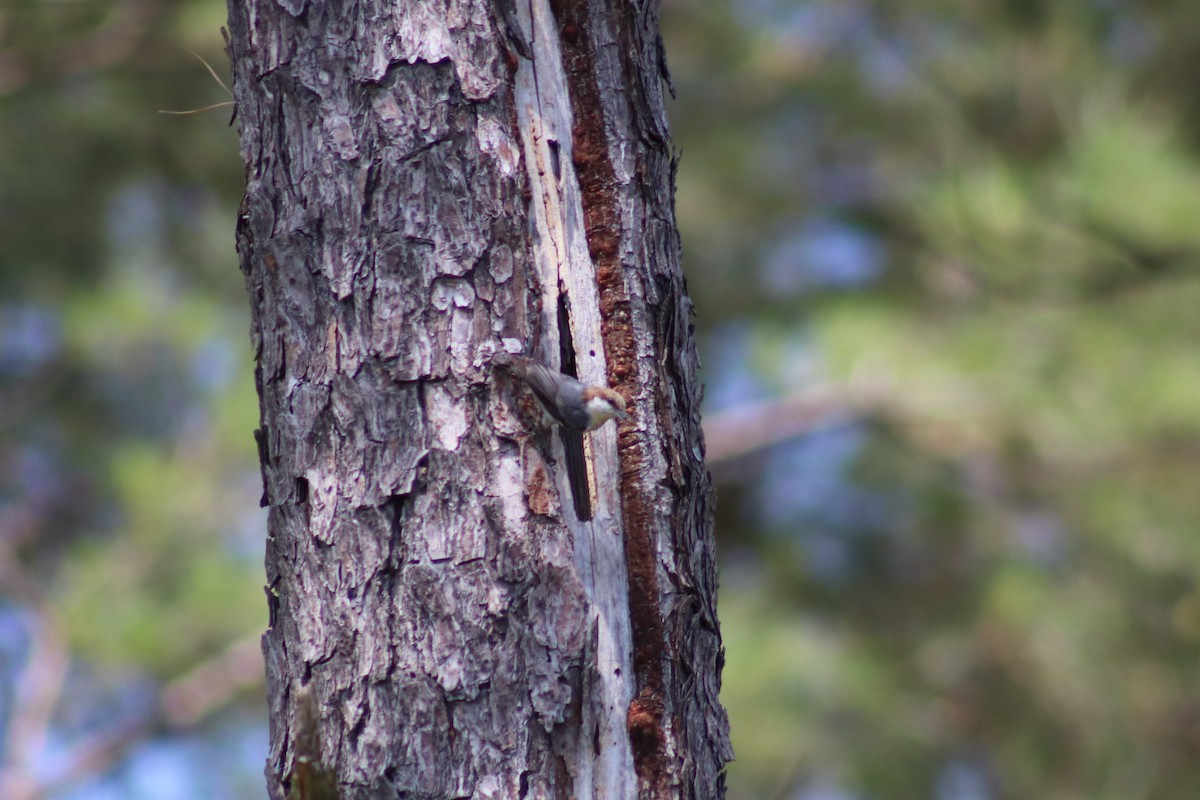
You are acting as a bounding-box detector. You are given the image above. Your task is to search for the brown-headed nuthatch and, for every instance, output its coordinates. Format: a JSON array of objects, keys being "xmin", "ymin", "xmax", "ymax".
[{"xmin": 495, "ymin": 354, "xmax": 629, "ymax": 432}]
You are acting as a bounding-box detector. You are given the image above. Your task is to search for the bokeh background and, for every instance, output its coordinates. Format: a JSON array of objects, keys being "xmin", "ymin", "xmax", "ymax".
[{"xmin": 4, "ymin": 1, "xmax": 1200, "ymax": 798}]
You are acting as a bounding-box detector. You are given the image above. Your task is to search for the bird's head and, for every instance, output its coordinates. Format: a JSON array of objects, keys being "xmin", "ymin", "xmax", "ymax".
[{"xmin": 581, "ymin": 386, "xmax": 629, "ymax": 431}]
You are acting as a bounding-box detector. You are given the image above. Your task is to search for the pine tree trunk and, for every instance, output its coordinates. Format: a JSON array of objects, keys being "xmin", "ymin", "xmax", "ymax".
[{"xmin": 226, "ymin": 1, "xmax": 730, "ymax": 797}]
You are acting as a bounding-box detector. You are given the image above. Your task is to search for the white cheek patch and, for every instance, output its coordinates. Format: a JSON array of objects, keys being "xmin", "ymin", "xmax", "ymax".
[{"xmin": 585, "ymin": 398, "xmax": 611, "ymax": 418}]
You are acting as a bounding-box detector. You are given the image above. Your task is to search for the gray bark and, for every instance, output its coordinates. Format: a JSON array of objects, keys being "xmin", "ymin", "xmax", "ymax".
[{"xmin": 226, "ymin": 0, "xmax": 730, "ymax": 797}]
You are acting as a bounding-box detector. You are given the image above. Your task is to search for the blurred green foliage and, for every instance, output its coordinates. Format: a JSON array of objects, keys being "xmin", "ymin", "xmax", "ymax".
[
  {"xmin": 664, "ymin": 1, "xmax": 1200, "ymax": 798},
  {"xmin": 0, "ymin": 1, "xmax": 263, "ymax": 794},
  {"xmin": 5, "ymin": 0, "xmax": 1200, "ymax": 798}
]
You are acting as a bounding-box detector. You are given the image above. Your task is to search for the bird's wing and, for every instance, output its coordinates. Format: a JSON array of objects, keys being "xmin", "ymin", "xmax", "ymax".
[{"xmin": 518, "ymin": 361, "xmax": 590, "ymax": 431}]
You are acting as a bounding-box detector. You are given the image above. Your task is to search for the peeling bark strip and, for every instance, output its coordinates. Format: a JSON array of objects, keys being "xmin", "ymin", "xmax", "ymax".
[
  {"xmin": 549, "ymin": 0, "xmax": 734, "ymax": 796},
  {"xmin": 226, "ymin": 0, "xmax": 729, "ymax": 797}
]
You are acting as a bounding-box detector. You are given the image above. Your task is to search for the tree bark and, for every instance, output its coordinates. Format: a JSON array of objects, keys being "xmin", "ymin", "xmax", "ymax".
[{"xmin": 226, "ymin": 0, "xmax": 730, "ymax": 797}]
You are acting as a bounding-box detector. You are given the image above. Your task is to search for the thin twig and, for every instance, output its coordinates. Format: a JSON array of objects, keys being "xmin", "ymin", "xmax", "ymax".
[
  {"xmin": 0, "ymin": 548, "xmax": 71, "ymax": 800},
  {"xmin": 158, "ymin": 101, "xmax": 235, "ymax": 116},
  {"xmin": 703, "ymin": 387, "xmax": 865, "ymax": 468},
  {"xmin": 27, "ymin": 632, "xmax": 265, "ymax": 800}
]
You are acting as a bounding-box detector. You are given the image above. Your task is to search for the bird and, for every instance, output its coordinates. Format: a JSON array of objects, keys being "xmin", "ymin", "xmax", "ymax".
[
  {"xmin": 495, "ymin": 354, "xmax": 629, "ymax": 432},
  {"xmin": 495, "ymin": 353, "xmax": 628, "ymax": 521}
]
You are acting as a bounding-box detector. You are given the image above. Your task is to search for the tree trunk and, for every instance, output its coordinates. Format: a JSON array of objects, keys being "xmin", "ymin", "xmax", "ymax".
[{"xmin": 226, "ymin": 0, "xmax": 731, "ymax": 797}]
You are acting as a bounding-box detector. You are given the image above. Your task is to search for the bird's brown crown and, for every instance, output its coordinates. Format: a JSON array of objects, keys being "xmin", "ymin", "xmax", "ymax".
[{"xmin": 581, "ymin": 386, "xmax": 628, "ymax": 430}]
